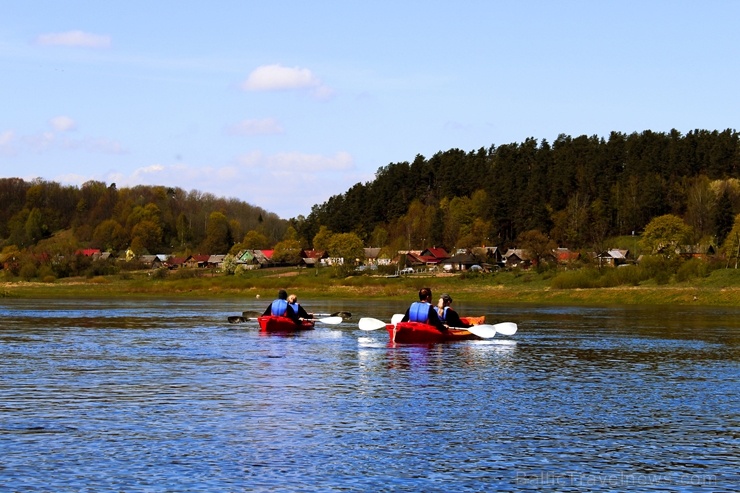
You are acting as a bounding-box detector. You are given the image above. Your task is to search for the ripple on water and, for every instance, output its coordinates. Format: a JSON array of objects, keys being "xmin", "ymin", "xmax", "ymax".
[{"xmin": 0, "ymin": 299, "xmax": 737, "ymax": 491}]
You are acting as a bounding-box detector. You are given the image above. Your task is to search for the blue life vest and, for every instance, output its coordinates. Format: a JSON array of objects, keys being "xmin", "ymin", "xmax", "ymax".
[
  {"xmin": 288, "ymin": 302, "xmax": 300, "ymax": 314},
  {"xmin": 438, "ymin": 306, "xmax": 449, "ymax": 322},
  {"xmin": 271, "ymin": 299, "xmax": 289, "ymax": 316},
  {"xmin": 408, "ymin": 302, "xmax": 430, "ymax": 323}
]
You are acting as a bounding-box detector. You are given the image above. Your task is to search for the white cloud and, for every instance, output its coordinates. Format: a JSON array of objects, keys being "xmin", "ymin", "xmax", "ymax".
[
  {"xmin": 87, "ymin": 150, "xmax": 367, "ymax": 218},
  {"xmin": 50, "ymin": 116, "xmax": 76, "ymax": 132},
  {"xmin": 3, "ymin": 122, "xmax": 127, "ymax": 155},
  {"xmin": 242, "ymin": 64, "xmax": 334, "ymax": 100},
  {"xmin": 35, "ymin": 30, "xmax": 111, "ymax": 48},
  {"xmin": 237, "ymin": 151, "xmax": 353, "ymax": 173},
  {"xmin": 229, "ymin": 118, "xmax": 284, "ymax": 136}
]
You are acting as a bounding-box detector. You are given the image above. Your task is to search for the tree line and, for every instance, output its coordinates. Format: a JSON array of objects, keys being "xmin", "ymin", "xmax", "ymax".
[
  {"xmin": 292, "ymin": 129, "xmax": 740, "ymax": 257},
  {"xmin": 0, "ymin": 180, "xmax": 286, "ymax": 258},
  {"xmin": 2, "ymin": 128, "xmax": 740, "ymax": 279}
]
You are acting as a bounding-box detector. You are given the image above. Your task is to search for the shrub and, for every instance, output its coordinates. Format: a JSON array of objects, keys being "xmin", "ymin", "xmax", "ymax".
[
  {"xmin": 19, "ymin": 263, "xmax": 37, "ymax": 281},
  {"xmin": 600, "ymin": 265, "xmax": 644, "ymax": 287},
  {"xmin": 675, "ymin": 258, "xmax": 715, "ymax": 282},
  {"xmin": 551, "ymin": 268, "xmax": 601, "ymax": 289},
  {"xmin": 171, "ymin": 268, "xmax": 200, "ymax": 280}
]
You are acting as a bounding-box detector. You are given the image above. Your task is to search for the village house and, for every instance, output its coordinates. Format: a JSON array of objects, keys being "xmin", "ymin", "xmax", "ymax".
[
  {"xmin": 503, "ymin": 249, "xmax": 532, "ymax": 269},
  {"xmin": 596, "ymin": 249, "xmax": 630, "ymax": 267}
]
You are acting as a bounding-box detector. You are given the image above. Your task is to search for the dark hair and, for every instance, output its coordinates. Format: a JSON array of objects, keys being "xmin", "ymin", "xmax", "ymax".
[
  {"xmin": 441, "ymin": 293, "xmax": 452, "ymax": 304},
  {"xmin": 278, "ymin": 289, "xmax": 288, "ymax": 300},
  {"xmin": 418, "ymin": 287, "xmax": 432, "ymax": 301}
]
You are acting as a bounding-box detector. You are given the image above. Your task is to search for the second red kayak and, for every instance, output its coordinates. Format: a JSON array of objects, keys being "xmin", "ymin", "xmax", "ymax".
[{"xmin": 386, "ymin": 316, "xmax": 485, "ymax": 344}]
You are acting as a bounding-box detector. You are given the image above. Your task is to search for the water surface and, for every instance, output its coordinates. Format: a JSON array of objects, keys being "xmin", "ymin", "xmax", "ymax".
[{"xmin": 1, "ymin": 298, "xmax": 737, "ymax": 491}]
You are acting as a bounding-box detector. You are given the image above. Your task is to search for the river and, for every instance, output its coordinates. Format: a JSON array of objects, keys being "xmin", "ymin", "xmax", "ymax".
[{"xmin": 1, "ymin": 298, "xmax": 737, "ymax": 492}]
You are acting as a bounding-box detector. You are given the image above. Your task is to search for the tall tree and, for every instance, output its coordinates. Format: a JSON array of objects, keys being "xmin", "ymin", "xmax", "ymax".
[
  {"xmin": 640, "ymin": 214, "xmax": 690, "ymax": 258},
  {"xmin": 201, "ymin": 211, "xmax": 232, "ymax": 253}
]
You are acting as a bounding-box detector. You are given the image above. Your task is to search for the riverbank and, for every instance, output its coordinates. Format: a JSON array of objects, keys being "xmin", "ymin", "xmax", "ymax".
[{"xmin": 2, "ymin": 267, "xmax": 739, "ymax": 307}]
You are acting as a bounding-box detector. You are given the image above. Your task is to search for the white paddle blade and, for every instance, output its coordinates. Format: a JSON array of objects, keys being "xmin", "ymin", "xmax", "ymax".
[
  {"xmin": 391, "ymin": 313, "xmax": 404, "ymax": 324},
  {"xmin": 493, "ymin": 322, "xmax": 518, "ymax": 335},
  {"xmin": 466, "ymin": 325, "xmax": 497, "ymax": 339},
  {"xmin": 358, "ymin": 317, "xmax": 387, "ymax": 331},
  {"xmin": 317, "ymin": 316, "xmax": 343, "ymax": 325}
]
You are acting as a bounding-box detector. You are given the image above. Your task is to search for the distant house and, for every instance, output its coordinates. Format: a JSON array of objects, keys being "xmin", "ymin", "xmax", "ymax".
[
  {"xmin": 397, "ymin": 251, "xmax": 426, "ymax": 268},
  {"xmin": 166, "ymin": 256, "xmax": 187, "ymax": 269},
  {"xmin": 440, "ymin": 252, "xmax": 480, "ymax": 271},
  {"xmin": 472, "ymin": 246, "xmax": 504, "ymax": 267},
  {"xmin": 207, "ymin": 255, "xmax": 226, "ymax": 269},
  {"xmin": 503, "ymin": 249, "xmax": 532, "ymax": 269},
  {"xmin": 596, "ymin": 249, "xmax": 629, "ymax": 267},
  {"xmin": 139, "ymin": 255, "xmax": 163, "ymax": 269},
  {"xmin": 363, "ymin": 248, "xmax": 381, "ymax": 264},
  {"xmin": 185, "ymin": 254, "xmax": 211, "ymax": 268},
  {"xmin": 553, "ymin": 248, "xmax": 581, "ymax": 265},
  {"xmin": 678, "ymin": 244, "xmax": 716, "ymax": 259},
  {"xmin": 253, "ymin": 250, "xmax": 273, "ymax": 266},
  {"xmin": 301, "ymin": 249, "xmax": 328, "ymax": 267},
  {"xmin": 419, "ymin": 247, "xmax": 450, "ymax": 266},
  {"xmin": 76, "ymin": 248, "xmax": 102, "ymax": 258}
]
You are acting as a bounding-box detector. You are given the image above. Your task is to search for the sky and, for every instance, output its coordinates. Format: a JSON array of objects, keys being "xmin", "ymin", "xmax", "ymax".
[{"xmin": 2, "ymin": 2, "xmax": 740, "ymax": 219}]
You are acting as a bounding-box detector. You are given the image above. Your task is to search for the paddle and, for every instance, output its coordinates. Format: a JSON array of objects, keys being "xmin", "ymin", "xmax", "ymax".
[
  {"xmin": 314, "ymin": 311, "xmax": 352, "ymax": 320},
  {"xmin": 465, "ymin": 322, "xmax": 518, "ymax": 339},
  {"xmin": 358, "ymin": 317, "xmax": 517, "ymax": 338},
  {"xmin": 358, "ymin": 317, "xmax": 389, "ymax": 331}
]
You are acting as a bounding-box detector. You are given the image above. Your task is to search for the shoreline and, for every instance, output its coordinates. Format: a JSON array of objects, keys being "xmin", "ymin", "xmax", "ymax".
[{"xmin": 3, "ymin": 274, "xmax": 740, "ymax": 307}]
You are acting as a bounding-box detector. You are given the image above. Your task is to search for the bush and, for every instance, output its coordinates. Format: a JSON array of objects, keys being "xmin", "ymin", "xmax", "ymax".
[
  {"xmin": 600, "ymin": 265, "xmax": 644, "ymax": 287},
  {"xmin": 551, "ymin": 268, "xmax": 601, "ymax": 289},
  {"xmin": 637, "ymin": 255, "xmax": 677, "ymax": 280},
  {"xmin": 329, "ymin": 264, "xmax": 357, "ymax": 278},
  {"xmin": 19, "ymin": 263, "xmax": 37, "ymax": 281},
  {"xmin": 675, "ymin": 258, "xmax": 714, "ymax": 282},
  {"xmin": 170, "ymin": 268, "xmax": 200, "ymax": 280}
]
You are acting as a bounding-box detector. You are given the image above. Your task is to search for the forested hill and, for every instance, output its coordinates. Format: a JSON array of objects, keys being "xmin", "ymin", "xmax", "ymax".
[
  {"xmin": 0, "ymin": 181, "xmax": 286, "ymax": 255},
  {"xmin": 295, "ymin": 129, "xmax": 740, "ymax": 252},
  {"xmin": 2, "ymin": 128, "xmax": 739, "ymax": 261}
]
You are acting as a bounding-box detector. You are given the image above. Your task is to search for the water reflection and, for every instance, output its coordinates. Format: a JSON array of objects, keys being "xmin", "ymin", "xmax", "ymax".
[{"xmin": 0, "ymin": 298, "xmax": 737, "ymax": 492}]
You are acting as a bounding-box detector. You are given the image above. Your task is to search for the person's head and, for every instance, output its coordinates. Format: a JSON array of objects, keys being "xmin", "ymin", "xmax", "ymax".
[
  {"xmin": 287, "ymin": 294, "xmax": 297, "ymax": 304},
  {"xmin": 440, "ymin": 293, "xmax": 453, "ymax": 306},
  {"xmin": 418, "ymin": 287, "xmax": 433, "ymax": 302},
  {"xmin": 278, "ymin": 289, "xmax": 288, "ymax": 300}
]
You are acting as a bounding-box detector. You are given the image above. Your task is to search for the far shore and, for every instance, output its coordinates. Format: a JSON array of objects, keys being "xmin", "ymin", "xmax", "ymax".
[{"xmin": 2, "ymin": 268, "xmax": 740, "ymax": 307}]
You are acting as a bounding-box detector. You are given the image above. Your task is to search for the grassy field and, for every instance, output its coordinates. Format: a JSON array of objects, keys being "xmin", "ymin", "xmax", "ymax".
[{"xmin": 2, "ymin": 266, "xmax": 740, "ymax": 307}]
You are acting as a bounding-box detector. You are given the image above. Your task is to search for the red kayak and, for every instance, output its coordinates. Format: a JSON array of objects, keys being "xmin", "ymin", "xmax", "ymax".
[
  {"xmin": 386, "ymin": 316, "xmax": 485, "ymax": 344},
  {"xmin": 257, "ymin": 315, "xmax": 315, "ymax": 332}
]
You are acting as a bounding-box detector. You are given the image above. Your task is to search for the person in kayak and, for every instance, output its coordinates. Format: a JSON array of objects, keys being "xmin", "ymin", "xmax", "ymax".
[
  {"xmin": 263, "ymin": 289, "xmax": 302, "ymax": 325},
  {"xmin": 436, "ymin": 293, "xmax": 471, "ymax": 328},
  {"xmin": 401, "ymin": 287, "xmax": 448, "ymax": 332},
  {"xmin": 287, "ymin": 293, "xmax": 314, "ymax": 320}
]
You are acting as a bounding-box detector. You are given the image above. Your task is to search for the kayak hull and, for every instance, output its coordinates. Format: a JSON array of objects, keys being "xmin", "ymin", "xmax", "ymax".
[
  {"xmin": 386, "ymin": 320, "xmax": 482, "ymax": 344},
  {"xmin": 258, "ymin": 315, "xmax": 315, "ymax": 332}
]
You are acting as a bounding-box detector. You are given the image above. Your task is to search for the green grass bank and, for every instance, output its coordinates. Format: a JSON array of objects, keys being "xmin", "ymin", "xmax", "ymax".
[{"xmin": 3, "ymin": 266, "xmax": 739, "ymax": 307}]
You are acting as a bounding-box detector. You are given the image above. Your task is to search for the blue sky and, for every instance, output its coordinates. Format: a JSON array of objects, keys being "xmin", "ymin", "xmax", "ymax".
[{"xmin": 2, "ymin": 2, "xmax": 739, "ymax": 219}]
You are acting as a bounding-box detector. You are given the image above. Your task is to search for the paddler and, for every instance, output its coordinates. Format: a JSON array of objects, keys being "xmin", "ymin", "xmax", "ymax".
[
  {"xmin": 436, "ymin": 293, "xmax": 471, "ymax": 328},
  {"xmin": 263, "ymin": 289, "xmax": 302, "ymax": 325},
  {"xmin": 400, "ymin": 287, "xmax": 448, "ymax": 332},
  {"xmin": 287, "ymin": 293, "xmax": 314, "ymax": 321}
]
